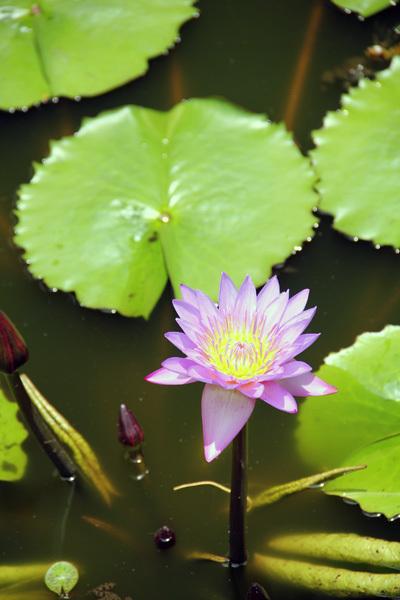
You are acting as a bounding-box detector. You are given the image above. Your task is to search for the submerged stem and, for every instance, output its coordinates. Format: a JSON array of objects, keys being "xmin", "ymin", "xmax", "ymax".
[
  {"xmin": 5, "ymin": 372, "xmax": 76, "ymax": 481},
  {"xmin": 229, "ymin": 424, "xmax": 248, "ymax": 567}
]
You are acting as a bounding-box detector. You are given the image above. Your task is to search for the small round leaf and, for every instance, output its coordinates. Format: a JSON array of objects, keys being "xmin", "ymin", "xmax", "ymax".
[{"xmin": 44, "ymin": 561, "xmax": 79, "ymax": 595}]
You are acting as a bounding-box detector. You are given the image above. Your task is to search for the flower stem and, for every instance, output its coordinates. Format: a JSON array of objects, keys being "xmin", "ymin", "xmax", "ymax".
[
  {"xmin": 229, "ymin": 424, "xmax": 248, "ymax": 567},
  {"xmin": 5, "ymin": 372, "xmax": 77, "ymax": 481}
]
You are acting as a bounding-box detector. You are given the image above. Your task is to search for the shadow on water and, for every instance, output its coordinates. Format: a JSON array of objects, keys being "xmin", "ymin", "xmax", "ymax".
[{"xmin": 0, "ymin": 0, "xmax": 400, "ymax": 598}]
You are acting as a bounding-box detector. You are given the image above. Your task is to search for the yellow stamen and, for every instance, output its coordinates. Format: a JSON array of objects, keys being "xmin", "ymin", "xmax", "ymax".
[{"xmin": 202, "ymin": 317, "xmax": 275, "ymax": 379}]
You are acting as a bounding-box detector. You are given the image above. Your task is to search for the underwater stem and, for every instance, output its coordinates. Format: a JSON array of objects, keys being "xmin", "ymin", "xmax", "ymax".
[
  {"xmin": 229, "ymin": 424, "xmax": 248, "ymax": 567},
  {"xmin": 6, "ymin": 372, "xmax": 76, "ymax": 481}
]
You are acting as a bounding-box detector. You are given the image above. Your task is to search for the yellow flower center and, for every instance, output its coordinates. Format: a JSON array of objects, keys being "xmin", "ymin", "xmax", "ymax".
[{"xmin": 203, "ymin": 322, "xmax": 275, "ymax": 380}]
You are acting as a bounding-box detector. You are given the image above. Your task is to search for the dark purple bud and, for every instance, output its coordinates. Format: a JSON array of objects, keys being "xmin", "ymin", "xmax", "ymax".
[
  {"xmin": 118, "ymin": 404, "xmax": 144, "ymax": 448},
  {"xmin": 0, "ymin": 312, "xmax": 29, "ymax": 374},
  {"xmin": 247, "ymin": 583, "xmax": 271, "ymax": 600},
  {"xmin": 154, "ymin": 526, "xmax": 176, "ymax": 550}
]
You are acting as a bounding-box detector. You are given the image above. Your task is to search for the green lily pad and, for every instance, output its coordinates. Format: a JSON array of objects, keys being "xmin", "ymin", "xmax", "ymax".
[
  {"xmin": 331, "ymin": 0, "xmax": 393, "ymax": 17},
  {"xmin": 325, "ymin": 434, "xmax": 400, "ymax": 519},
  {"xmin": 297, "ymin": 325, "xmax": 400, "ymax": 469},
  {"xmin": 44, "ymin": 561, "xmax": 79, "ymax": 595},
  {"xmin": 0, "ymin": 384, "xmax": 28, "ymax": 481},
  {"xmin": 0, "ymin": 0, "xmax": 197, "ymax": 111},
  {"xmin": 15, "ymin": 98, "xmax": 317, "ymax": 318},
  {"xmin": 312, "ymin": 57, "xmax": 400, "ymax": 248}
]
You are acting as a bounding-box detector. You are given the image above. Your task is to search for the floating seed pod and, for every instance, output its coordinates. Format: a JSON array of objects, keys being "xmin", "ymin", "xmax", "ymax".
[{"xmin": 154, "ymin": 526, "xmax": 176, "ymax": 549}]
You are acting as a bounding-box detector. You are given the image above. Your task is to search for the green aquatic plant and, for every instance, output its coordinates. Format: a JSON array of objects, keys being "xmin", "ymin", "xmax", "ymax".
[
  {"xmin": 297, "ymin": 325, "xmax": 400, "ymax": 518},
  {"xmin": 0, "ymin": 0, "xmax": 198, "ymax": 110},
  {"xmin": 21, "ymin": 374, "xmax": 118, "ymax": 504},
  {"xmin": 331, "ymin": 0, "xmax": 394, "ymax": 17},
  {"xmin": 44, "ymin": 561, "xmax": 79, "ymax": 598},
  {"xmin": 0, "ymin": 383, "xmax": 27, "ymax": 481},
  {"xmin": 0, "ymin": 311, "xmax": 75, "ymax": 480},
  {"xmin": 15, "ymin": 98, "xmax": 318, "ymax": 317},
  {"xmin": 312, "ymin": 57, "xmax": 400, "ymax": 249}
]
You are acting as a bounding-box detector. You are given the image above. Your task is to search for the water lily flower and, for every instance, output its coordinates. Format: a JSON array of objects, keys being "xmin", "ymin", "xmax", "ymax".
[{"xmin": 146, "ymin": 273, "xmax": 336, "ymax": 462}]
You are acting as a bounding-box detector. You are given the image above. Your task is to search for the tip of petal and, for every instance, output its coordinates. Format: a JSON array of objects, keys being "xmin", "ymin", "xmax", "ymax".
[{"xmin": 204, "ymin": 442, "xmax": 221, "ymax": 462}]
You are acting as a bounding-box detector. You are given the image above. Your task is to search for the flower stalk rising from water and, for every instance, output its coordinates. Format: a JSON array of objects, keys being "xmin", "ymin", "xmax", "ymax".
[{"xmin": 146, "ymin": 273, "xmax": 336, "ymax": 564}]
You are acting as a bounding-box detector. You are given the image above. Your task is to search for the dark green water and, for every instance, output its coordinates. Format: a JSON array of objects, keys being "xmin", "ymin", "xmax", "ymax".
[{"xmin": 1, "ymin": 1, "xmax": 400, "ymax": 598}]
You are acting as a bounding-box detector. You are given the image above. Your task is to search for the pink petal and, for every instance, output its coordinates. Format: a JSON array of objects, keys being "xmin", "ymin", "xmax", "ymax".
[
  {"xmin": 219, "ymin": 272, "xmax": 238, "ymax": 312},
  {"xmin": 238, "ymin": 381, "xmax": 265, "ymax": 398},
  {"xmin": 278, "ymin": 360, "xmax": 312, "ymax": 378},
  {"xmin": 176, "ymin": 318, "xmax": 204, "ymax": 344},
  {"xmin": 172, "ymin": 300, "xmax": 200, "ymax": 324},
  {"xmin": 195, "ymin": 290, "xmax": 220, "ymax": 325},
  {"xmin": 277, "ymin": 333, "xmax": 320, "ymax": 362},
  {"xmin": 282, "ymin": 289, "xmax": 309, "ymax": 324},
  {"xmin": 259, "ymin": 291, "xmax": 289, "ymax": 337},
  {"xmin": 161, "ymin": 356, "xmax": 194, "ymax": 374},
  {"xmin": 260, "ymin": 381, "xmax": 298, "ymax": 413},
  {"xmin": 202, "ymin": 384, "xmax": 255, "ymax": 462},
  {"xmin": 282, "ymin": 373, "xmax": 337, "ymax": 397},
  {"xmin": 180, "ymin": 284, "xmax": 199, "ymax": 308},
  {"xmin": 164, "ymin": 331, "xmax": 195, "ymax": 355},
  {"xmin": 276, "ymin": 308, "xmax": 317, "ymax": 346},
  {"xmin": 257, "ymin": 276, "xmax": 280, "ymax": 313},
  {"xmin": 145, "ymin": 367, "xmax": 194, "ymax": 385},
  {"xmin": 186, "ymin": 362, "xmax": 215, "ymax": 383},
  {"xmin": 234, "ymin": 275, "xmax": 257, "ymax": 323}
]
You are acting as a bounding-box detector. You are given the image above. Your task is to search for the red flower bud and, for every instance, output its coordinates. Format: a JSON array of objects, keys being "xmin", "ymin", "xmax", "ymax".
[
  {"xmin": 0, "ymin": 312, "xmax": 29, "ymax": 374},
  {"xmin": 118, "ymin": 404, "xmax": 144, "ymax": 448},
  {"xmin": 247, "ymin": 583, "xmax": 271, "ymax": 599}
]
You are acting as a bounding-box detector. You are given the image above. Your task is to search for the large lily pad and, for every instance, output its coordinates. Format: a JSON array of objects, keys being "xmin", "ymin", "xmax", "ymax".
[
  {"xmin": 324, "ymin": 434, "xmax": 400, "ymax": 519},
  {"xmin": 297, "ymin": 326, "xmax": 400, "ymax": 519},
  {"xmin": 0, "ymin": 384, "xmax": 28, "ymax": 481},
  {"xmin": 15, "ymin": 99, "xmax": 317, "ymax": 318},
  {"xmin": 297, "ymin": 325, "xmax": 400, "ymax": 469},
  {"xmin": 331, "ymin": 0, "xmax": 393, "ymax": 17},
  {"xmin": 312, "ymin": 58, "xmax": 400, "ymax": 248},
  {"xmin": 0, "ymin": 0, "xmax": 197, "ymax": 110}
]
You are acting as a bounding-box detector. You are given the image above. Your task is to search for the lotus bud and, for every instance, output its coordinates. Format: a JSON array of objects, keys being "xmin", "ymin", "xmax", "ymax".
[
  {"xmin": 118, "ymin": 404, "xmax": 144, "ymax": 448},
  {"xmin": 0, "ymin": 311, "xmax": 29, "ymax": 374},
  {"xmin": 247, "ymin": 583, "xmax": 271, "ymax": 599}
]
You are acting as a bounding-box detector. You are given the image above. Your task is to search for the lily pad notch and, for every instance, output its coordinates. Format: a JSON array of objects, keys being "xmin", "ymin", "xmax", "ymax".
[{"xmin": 15, "ymin": 98, "xmax": 319, "ymax": 318}]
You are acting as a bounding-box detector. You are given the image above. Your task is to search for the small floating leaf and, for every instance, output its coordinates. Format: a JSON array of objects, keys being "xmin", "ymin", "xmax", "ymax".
[
  {"xmin": 0, "ymin": 0, "xmax": 198, "ymax": 110},
  {"xmin": 21, "ymin": 374, "xmax": 117, "ymax": 503},
  {"xmin": 330, "ymin": 0, "xmax": 394, "ymax": 17},
  {"xmin": 44, "ymin": 561, "xmax": 79, "ymax": 595},
  {"xmin": 254, "ymin": 553, "xmax": 400, "ymax": 597},
  {"xmin": 0, "ymin": 382, "xmax": 28, "ymax": 481},
  {"xmin": 267, "ymin": 533, "xmax": 400, "ymax": 570},
  {"xmin": 312, "ymin": 58, "xmax": 400, "ymax": 247},
  {"xmin": 249, "ymin": 465, "xmax": 365, "ymax": 511},
  {"xmin": 297, "ymin": 325, "xmax": 400, "ymax": 469},
  {"xmin": 15, "ymin": 98, "xmax": 317, "ymax": 317}
]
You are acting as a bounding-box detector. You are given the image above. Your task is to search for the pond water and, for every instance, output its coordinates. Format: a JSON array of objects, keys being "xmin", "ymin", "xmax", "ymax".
[{"xmin": 1, "ymin": 0, "xmax": 400, "ymax": 598}]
